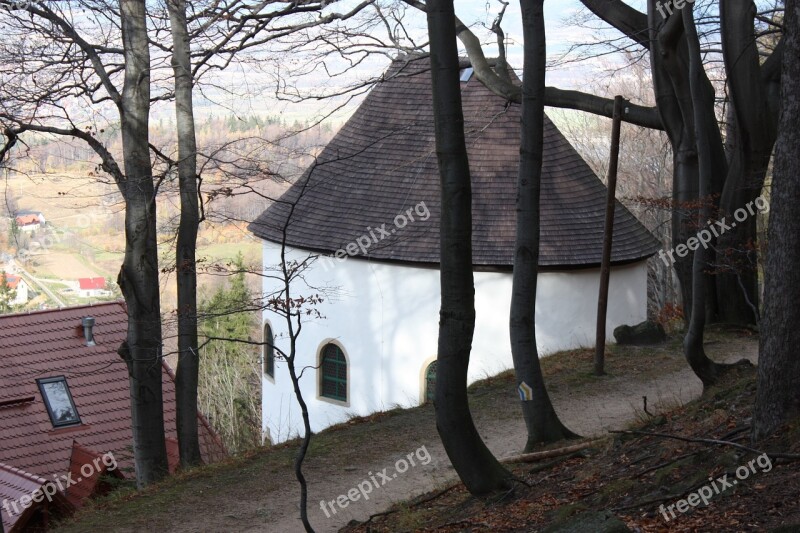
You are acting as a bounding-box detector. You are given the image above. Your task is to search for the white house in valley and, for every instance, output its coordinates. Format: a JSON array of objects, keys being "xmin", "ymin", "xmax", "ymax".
[
  {"xmin": 76, "ymin": 277, "xmax": 111, "ymax": 299},
  {"xmin": 13, "ymin": 210, "xmax": 46, "ymax": 232},
  {"xmin": 3, "ymin": 273, "xmax": 30, "ymax": 306},
  {"xmin": 248, "ymin": 55, "xmax": 660, "ymax": 444}
]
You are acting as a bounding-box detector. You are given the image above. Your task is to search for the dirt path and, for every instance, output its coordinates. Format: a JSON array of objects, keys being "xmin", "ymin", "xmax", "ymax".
[{"xmin": 172, "ymin": 342, "xmax": 757, "ymax": 533}]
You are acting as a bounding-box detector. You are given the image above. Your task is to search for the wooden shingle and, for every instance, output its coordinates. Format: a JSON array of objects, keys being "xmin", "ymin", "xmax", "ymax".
[{"xmin": 249, "ymin": 55, "xmax": 660, "ymax": 268}]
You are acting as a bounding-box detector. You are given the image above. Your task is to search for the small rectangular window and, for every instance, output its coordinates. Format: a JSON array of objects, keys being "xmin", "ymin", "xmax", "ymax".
[
  {"xmin": 37, "ymin": 376, "xmax": 81, "ymax": 428},
  {"xmin": 459, "ymin": 67, "xmax": 474, "ymax": 82}
]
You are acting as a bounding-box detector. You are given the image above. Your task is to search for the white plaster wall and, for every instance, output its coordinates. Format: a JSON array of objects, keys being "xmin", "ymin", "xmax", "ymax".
[
  {"xmin": 261, "ymin": 240, "xmax": 648, "ymax": 444},
  {"xmin": 12, "ymin": 280, "xmax": 28, "ymax": 305}
]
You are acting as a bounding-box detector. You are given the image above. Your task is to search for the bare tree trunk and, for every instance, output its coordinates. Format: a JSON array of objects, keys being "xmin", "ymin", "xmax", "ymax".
[
  {"xmin": 681, "ymin": 4, "xmax": 727, "ymax": 387},
  {"xmin": 437, "ymin": 0, "xmax": 777, "ymax": 328},
  {"xmin": 715, "ymin": 146, "xmax": 763, "ymax": 325},
  {"xmin": 511, "ymin": 0, "xmax": 579, "ymax": 451},
  {"xmin": 753, "ymin": 0, "xmax": 800, "ymax": 440},
  {"xmin": 426, "ymin": 0, "xmax": 510, "ymax": 495},
  {"xmin": 275, "ymin": 199, "xmax": 316, "ymax": 532},
  {"xmin": 583, "ymin": 0, "xmax": 777, "ymax": 328},
  {"xmin": 717, "ymin": 0, "xmax": 779, "ymax": 326},
  {"xmin": 117, "ymin": 0, "xmax": 169, "ymax": 488},
  {"xmin": 648, "ymin": 3, "xmax": 728, "ymax": 326},
  {"xmin": 167, "ymin": 0, "xmax": 203, "ymax": 468},
  {"xmin": 286, "ymin": 332, "xmax": 314, "ymax": 533},
  {"xmin": 647, "ymin": 3, "xmax": 699, "ymax": 323}
]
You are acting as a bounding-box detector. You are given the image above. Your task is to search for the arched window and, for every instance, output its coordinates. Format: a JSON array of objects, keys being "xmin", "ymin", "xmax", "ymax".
[
  {"xmin": 264, "ymin": 324, "xmax": 275, "ymax": 379},
  {"xmin": 320, "ymin": 343, "xmax": 347, "ymax": 402},
  {"xmin": 424, "ymin": 361, "xmax": 437, "ymax": 403}
]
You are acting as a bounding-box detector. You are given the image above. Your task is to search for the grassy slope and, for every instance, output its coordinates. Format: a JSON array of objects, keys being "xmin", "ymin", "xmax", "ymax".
[
  {"xmin": 54, "ymin": 327, "xmax": 775, "ymax": 532},
  {"xmin": 344, "ymin": 359, "xmax": 800, "ymax": 532}
]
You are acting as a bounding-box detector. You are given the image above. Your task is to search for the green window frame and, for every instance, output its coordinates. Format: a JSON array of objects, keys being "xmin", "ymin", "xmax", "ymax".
[
  {"xmin": 425, "ymin": 361, "xmax": 437, "ymax": 403},
  {"xmin": 320, "ymin": 343, "xmax": 347, "ymax": 402},
  {"xmin": 264, "ymin": 324, "xmax": 275, "ymax": 379}
]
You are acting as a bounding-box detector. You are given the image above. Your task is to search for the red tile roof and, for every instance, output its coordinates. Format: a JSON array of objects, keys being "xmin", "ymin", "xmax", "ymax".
[
  {"xmin": 3, "ymin": 274, "xmax": 21, "ymax": 289},
  {"xmin": 64, "ymin": 441, "xmax": 123, "ymax": 509},
  {"xmin": 0, "ymin": 302, "xmax": 227, "ymax": 515},
  {"xmin": 0, "ymin": 462, "xmax": 71, "ymax": 533},
  {"xmin": 14, "ymin": 215, "xmax": 39, "ymax": 227},
  {"xmin": 77, "ymin": 278, "xmax": 105, "ymax": 290}
]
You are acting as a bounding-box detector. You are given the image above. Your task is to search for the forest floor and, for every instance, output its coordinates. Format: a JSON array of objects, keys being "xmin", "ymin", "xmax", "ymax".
[{"xmin": 54, "ymin": 325, "xmax": 795, "ymax": 533}]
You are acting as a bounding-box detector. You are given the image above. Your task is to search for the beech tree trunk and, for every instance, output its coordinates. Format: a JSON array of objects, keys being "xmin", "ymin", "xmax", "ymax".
[
  {"xmin": 117, "ymin": 0, "xmax": 169, "ymax": 487},
  {"xmin": 753, "ymin": 0, "xmax": 800, "ymax": 440},
  {"xmin": 681, "ymin": 5, "xmax": 727, "ymax": 387},
  {"xmin": 584, "ymin": 0, "xmax": 778, "ymax": 328},
  {"xmin": 647, "ymin": 3, "xmax": 700, "ymax": 318},
  {"xmin": 511, "ymin": 0, "xmax": 579, "ymax": 451},
  {"xmin": 168, "ymin": 0, "xmax": 203, "ymax": 468},
  {"xmin": 647, "ymin": 2, "xmax": 729, "ymax": 326},
  {"xmin": 426, "ymin": 0, "xmax": 510, "ymax": 495},
  {"xmin": 717, "ymin": 0, "xmax": 779, "ymax": 326},
  {"xmin": 414, "ymin": 0, "xmax": 776, "ymax": 328}
]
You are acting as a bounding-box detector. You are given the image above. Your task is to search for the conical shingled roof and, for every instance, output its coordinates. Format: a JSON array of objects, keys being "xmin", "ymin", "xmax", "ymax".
[{"xmin": 249, "ymin": 55, "xmax": 660, "ymax": 268}]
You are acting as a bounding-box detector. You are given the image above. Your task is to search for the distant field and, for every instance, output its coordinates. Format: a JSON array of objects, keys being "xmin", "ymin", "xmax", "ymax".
[
  {"xmin": 4, "ymin": 172, "xmax": 267, "ymax": 311},
  {"xmin": 197, "ymin": 241, "xmax": 261, "ymax": 264},
  {"xmin": 30, "ymin": 251, "xmax": 106, "ymax": 279},
  {"xmin": 6, "ymin": 173, "xmax": 121, "ymax": 226}
]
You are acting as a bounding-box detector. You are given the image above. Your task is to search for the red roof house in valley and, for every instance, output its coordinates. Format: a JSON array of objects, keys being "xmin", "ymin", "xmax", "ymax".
[
  {"xmin": 2, "ymin": 274, "xmax": 30, "ymax": 306},
  {"xmin": 0, "ymin": 302, "xmax": 226, "ymax": 533},
  {"xmin": 76, "ymin": 277, "xmax": 108, "ymax": 298},
  {"xmin": 4, "ymin": 274, "xmax": 21, "ymax": 290},
  {"xmin": 13, "ymin": 215, "xmax": 41, "ymax": 232},
  {"xmin": 77, "ymin": 278, "xmax": 105, "ymax": 290}
]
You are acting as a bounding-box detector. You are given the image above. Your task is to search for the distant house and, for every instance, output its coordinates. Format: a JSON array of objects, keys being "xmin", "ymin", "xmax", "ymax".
[
  {"xmin": 249, "ymin": 55, "xmax": 660, "ymax": 443},
  {"xmin": 77, "ymin": 277, "xmax": 109, "ymax": 298},
  {"xmin": 0, "ymin": 303, "xmax": 226, "ymax": 533},
  {"xmin": 2, "ymin": 273, "xmax": 29, "ymax": 305},
  {"xmin": 13, "ymin": 214, "xmax": 41, "ymax": 233}
]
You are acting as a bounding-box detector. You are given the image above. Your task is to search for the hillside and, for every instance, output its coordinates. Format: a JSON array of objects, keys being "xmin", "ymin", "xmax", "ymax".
[
  {"xmin": 50, "ymin": 327, "xmax": 789, "ymax": 533},
  {"xmin": 344, "ymin": 364, "xmax": 800, "ymax": 532}
]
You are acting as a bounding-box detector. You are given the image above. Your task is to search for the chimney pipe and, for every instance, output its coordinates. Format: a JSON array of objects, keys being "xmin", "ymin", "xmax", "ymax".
[{"xmin": 82, "ymin": 316, "xmax": 96, "ymax": 346}]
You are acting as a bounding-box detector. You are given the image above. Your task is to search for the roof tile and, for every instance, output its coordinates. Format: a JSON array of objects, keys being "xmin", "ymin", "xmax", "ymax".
[
  {"xmin": 0, "ymin": 302, "xmax": 227, "ymax": 515},
  {"xmin": 248, "ymin": 55, "xmax": 660, "ymax": 267}
]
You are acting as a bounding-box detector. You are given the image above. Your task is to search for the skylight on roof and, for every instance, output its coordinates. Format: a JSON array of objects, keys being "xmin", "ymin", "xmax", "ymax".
[
  {"xmin": 37, "ymin": 376, "xmax": 81, "ymax": 428},
  {"xmin": 459, "ymin": 67, "xmax": 474, "ymax": 82}
]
